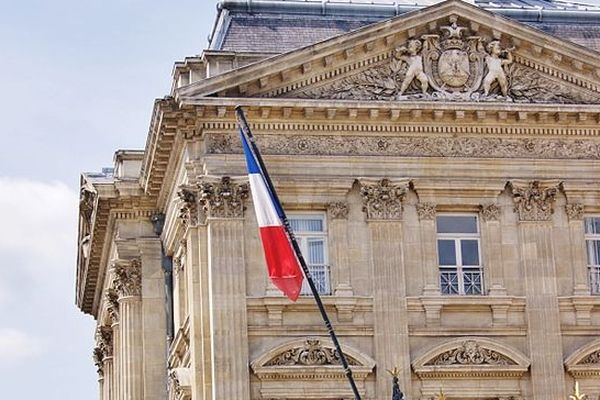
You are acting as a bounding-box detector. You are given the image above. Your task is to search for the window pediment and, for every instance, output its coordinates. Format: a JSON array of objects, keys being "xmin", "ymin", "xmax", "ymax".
[{"xmin": 565, "ymin": 338, "xmax": 600, "ymax": 378}]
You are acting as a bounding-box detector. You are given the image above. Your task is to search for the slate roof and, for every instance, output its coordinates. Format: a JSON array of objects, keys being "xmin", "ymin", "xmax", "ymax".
[{"xmin": 212, "ymin": 0, "xmax": 600, "ymax": 53}]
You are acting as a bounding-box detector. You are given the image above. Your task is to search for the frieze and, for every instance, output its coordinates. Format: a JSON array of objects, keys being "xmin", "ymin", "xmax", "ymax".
[
  {"xmin": 264, "ymin": 339, "xmax": 359, "ymax": 367},
  {"xmin": 426, "ymin": 340, "xmax": 514, "ymax": 366},
  {"xmin": 360, "ymin": 179, "xmax": 408, "ymax": 220},
  {"xmin": 510, "ymin": 180, "xmax": 560, "ymax": 222},
  {"xmin": 206, "ymin": 133, "xmax": 600, "ymax": 161},
  {"xmin": 113, "ymin": 259, "xmax": 142, "ymax": 298}
]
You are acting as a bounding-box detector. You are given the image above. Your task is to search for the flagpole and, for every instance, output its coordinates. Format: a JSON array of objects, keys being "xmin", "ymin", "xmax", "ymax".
[{"xmin": 236, "ymin": 106, "xmax": 363, "ymax": 400}]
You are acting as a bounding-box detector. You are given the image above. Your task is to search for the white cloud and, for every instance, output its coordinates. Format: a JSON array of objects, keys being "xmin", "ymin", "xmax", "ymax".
[{"xmin": 0, "ymin": 328, "xmax": 43, "ymax": 365}]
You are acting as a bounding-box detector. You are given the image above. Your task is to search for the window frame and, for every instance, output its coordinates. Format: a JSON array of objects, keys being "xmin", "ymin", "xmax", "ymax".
[
  {"xmin": 435, "ymin": 213, "xmax": 484, "ymax": 296},
  {"xmin": 287, "ymin": 212, "xmax": 331, "ymax": 296},
  {"xmin": 584, "ymin": 215, "xmax": 600, "ymax": 294}
]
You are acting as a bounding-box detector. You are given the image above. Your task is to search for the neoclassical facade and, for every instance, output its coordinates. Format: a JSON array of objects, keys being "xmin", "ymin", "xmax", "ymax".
[{"xmin": 76, "ymin": 1, "xmax": 600, "ymax": 399}]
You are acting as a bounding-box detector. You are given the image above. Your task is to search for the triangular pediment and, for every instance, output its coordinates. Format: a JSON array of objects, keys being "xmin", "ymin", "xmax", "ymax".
[{"xmin": 177, "ymin": 0, "xmax": 600, "ymax": 105}]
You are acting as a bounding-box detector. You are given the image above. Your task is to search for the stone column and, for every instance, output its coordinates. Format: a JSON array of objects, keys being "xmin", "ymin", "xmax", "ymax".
[
  {"xmin": 106, "ymin": 289, "xmax": 120, "ymax": 400},
  {"xmin": 510, "ymin": 180, "xmax": 566, "ymax": 400},
  {"xmin": 96, "ymin": 326, "xmax": 113, "ymax": 400},
  {"xmin": 199, "ymin": 176, "xmax": 251, "ymax": 399},
  {"xmin": 113, "ymin": 259, "xmax": 144, "ymax": 400},
  {"xmin": 360, "ymin": 179, "xmax": 412, "ymax": 399},
  {"xmin": 565, "ymin": 204, "xmax": 590, "ymax": 296},
  {"xmin": 327, "ymin": 202, "xmax": 353, "ymax": 297},
  {"xmin": 417, "ymin": 203, "xmax": 440, "ymax": 297},
  {"xmin": 480, "ymin": 203, "xmax": 507, "ymax": 296}
]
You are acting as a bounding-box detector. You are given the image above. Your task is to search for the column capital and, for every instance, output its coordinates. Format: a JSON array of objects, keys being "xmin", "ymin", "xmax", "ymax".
[
  {"xmin": 105, "ymin": 289, "xmax": 120, "ymax": 324},
  {"xmin": 177, "ymin": 186, "xmax": 200, "ymax": 227},
  {"xmin": 509, "ymin": 180, "xmax": 560, "ymax": 222},
  {"xmin": 565, "ymin": 203, "xmax": 585, "ymax": 221},
  {"xmin": 93, "ymin": 346, "xmax": 104, "ymax": 377},
  {"xmin": 480, "ymin": 203, "xmax": 501, "ymax": 222},
  {"xmin": 359, "ymin": 178, "xmax": 409, "ymax": 221},
  {"xmin": 112, "ymin": 259, "xmax": 142, "ymax": 298},
  {"xmin": 327, "ymin": 202, "xmax": 349, "ymax": 220},
  {"xmin": 416, "ymin": 203, "xmax": 437, "ymax": 221},
  {"xmin": 198, "ymin": 176, "xmax": 249, "ymax": 219},
  {"xmin": 96, "ymin": 325, "xmax": 113, "ymax": 359}
]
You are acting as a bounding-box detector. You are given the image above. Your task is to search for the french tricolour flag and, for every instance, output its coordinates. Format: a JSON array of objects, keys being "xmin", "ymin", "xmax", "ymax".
[{"xmin": 240, "ymin": 131, "xmax": 304, "ymax": 301}]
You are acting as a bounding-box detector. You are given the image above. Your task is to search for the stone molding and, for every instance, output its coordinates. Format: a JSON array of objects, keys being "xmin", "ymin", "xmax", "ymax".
[
  {"xmin": 327, "ymin": 202, "xmax": 349, "ymax": 220},
  {"xmin": 112, "ymin": 259, "xmax": 142, "ymax": 298},
  {"xmin": 206, "ymin": 132, "xmax": 600, "ymax": 161},
  {"xmin": 359, "ymin": 178, "xmax": 409, "ymax": 220},
  {"xmin": 509, "ymin": 180, "xmax": 560, "ymax": 222},
  {"xmin": 416, "ymin": 203, "xmax": 437, "ymax": 220},
  {"xmin": 480, "ymin": 203, "xmax": 501, "ymax": 221},
  {"xmin": 565, "ymin": 203, "xmax": 585, "ymax": 220}
]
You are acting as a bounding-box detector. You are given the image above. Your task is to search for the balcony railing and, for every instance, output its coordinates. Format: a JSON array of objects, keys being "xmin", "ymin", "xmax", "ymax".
[{"xmin": 300, "ymin": 265, "xmax": 331, "ymax": 296}]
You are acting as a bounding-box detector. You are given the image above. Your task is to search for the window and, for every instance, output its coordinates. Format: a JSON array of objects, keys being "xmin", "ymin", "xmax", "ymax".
[
  {"xmin": 585, "ymin": 217, "xmax": 600, "ymax": 294},
  {"xmin": 436, "ymin": 215, "xmax": 483, "ymax": 295},
  {"xmin": 289, "ymin": 213, "xmax": 330, "ymax": 296}
]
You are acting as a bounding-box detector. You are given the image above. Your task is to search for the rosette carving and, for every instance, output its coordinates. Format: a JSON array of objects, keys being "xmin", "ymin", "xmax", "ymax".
[
  {"xmin": 113, "ymin": 259, "xmax": 142, "ymax": 298},
  {"xmin": 264, "ymin": 339, "xmax": 359, "ymax": 366},
  {"xmin": 427, "ymin": 340, "xmax": 514, "ymax": 366},
  {"xmin": 510, "ymin": 180, "xmax": 559, "ymax": 222},
  {"xmin": 360, "ymin": 179, "xmax": 408, "ymax": 220},
  {"xmin": 327, "ymin": 202, "xmax": 349, "ymax": 220},
  {"xmin": 198, "ymin": 176, "xmax": 249, "ymax": 218}
]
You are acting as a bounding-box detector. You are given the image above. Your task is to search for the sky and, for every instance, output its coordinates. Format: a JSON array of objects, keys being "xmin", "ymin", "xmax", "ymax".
[{"xmin": 0, "ymin": 1, "xmax": 216, "ymax": 398}]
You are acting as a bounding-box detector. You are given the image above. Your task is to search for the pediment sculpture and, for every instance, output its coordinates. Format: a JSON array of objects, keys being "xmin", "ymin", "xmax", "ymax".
[{"xmin": 294, "ymin": 17, "xmax": 600, "ymax": 104}]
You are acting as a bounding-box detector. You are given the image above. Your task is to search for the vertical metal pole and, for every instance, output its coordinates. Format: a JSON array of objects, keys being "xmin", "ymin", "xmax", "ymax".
[{"xmin": 236, "ymin": 106, "xmax": 362, "ymax": 400}]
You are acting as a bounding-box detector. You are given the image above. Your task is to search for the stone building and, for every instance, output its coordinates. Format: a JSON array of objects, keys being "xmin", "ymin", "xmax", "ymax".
[{"xmin": 76, "ymin": 0, "xmax": 600, "ymax": 399}]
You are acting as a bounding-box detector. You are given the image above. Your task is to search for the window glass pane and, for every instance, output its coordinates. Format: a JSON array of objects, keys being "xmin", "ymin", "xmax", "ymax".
[
  {"xmin": 585, "ymin": 217, "xmax": 600, "ymax": 235},
  {"xmin": 440, "ymin": 268, "xmax": 459, "ymax": 295},
  {"xmin": 590, "ymin": 267, "xmax": 600, "ymax": 294},
  {"xmin": 587, "ymin": 240, "xmax": 600, "ymax": 266},
  {"xmin": 290, "ymin": 217, "xmax": 323, "ymax": 233},
  {"xmin": 438, "ymin": 240, "xmax": 456, "ymax": 265},
  {"xmin": 460, "ymin": 240, "xmax": 480, "ymax": 266},
  {"xmin": 436, "ymin": 216, "xmax": 478, "ymax": 234},
  {"xmin": 307, "ymin": 239, "xmax": 325, "ymax": 265}
]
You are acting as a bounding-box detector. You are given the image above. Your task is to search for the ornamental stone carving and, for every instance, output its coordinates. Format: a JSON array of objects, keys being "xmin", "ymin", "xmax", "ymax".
[
  {"xmin": 207, "ymin": 133, "xmax": 600, "ymax": 161},
  {"xmin": 580, "ymin": 350, "xmax": 600, "ymax": 364},
  {"xmin": 198, "ymin": 176, "xmax": 249, "ymax": 218},
  {"xmin": 113, "ymin": 259, "xmax": 142, "ymax": 298},
  {"xmin": 416, "ymin": 203, "xmax": 437, "ymax": 220},
  {"xmin": 96, "ymin": 326, "xmax": 113, "ymax": 358},
  {"xmin": 426, "ymin": 340, "xmax": 514, "ymax": 366},
  {"xmin": 565, "ymin": 203, "xmax": 585, "ymax": 220},
  {"xmin": 177, "ymin": 186, "xmax": 199, "ymax": 227},
  {"xmin": 93, "ymin": 346, "xmax": 104, "ymax": 377},
  {"xmin": 510, "ymin": 180, "xmax": 559, "ymax": 222},
  {"xmin": 480, "ymin": 203, "xmax": 501, "ymax": 221},
  {"xmin": 359, "ymin": 179, "xmax": 408, "ymax": 220},
  {"xmin": 264, "ymin": 339, "xmax": 359, "ymax": 366},
  {"xmin": 79, "ymin": 187, "xmax": 96, "ymax": 232},
  {"xmin": 327, "ymin": 202, "xmax": 349, "ymax": 220},
  {"xmin": 168, "ymin": 368, "xmax": 192, "ymax": 399},
  {"xmin": 105, "ymin": 289, "xmax": 119, "ymax": 323}
]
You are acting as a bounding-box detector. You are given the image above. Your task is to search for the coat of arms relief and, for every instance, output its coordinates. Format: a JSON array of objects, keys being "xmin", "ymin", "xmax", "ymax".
[{"xmin": 294, "ymin": 17, "xmax": 600, "ymax": 104}]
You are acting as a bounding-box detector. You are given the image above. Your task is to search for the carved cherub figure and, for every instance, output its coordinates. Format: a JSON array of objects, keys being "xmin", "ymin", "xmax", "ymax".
[
  {"xmin": 482, "ymin": 40, "xmax": 513, "ymax": 97},
  {"xmin": 394, "ymin": 39, "xmax": 429, "ymax": 95}
]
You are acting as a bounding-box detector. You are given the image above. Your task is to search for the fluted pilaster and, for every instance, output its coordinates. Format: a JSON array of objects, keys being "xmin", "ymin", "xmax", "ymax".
[
  {"xmin": 327, "ymin": 202, "xmax": 353, "ymax": 297},
  {"xmin": 417, "ymin": 202, "xmax": 440, "ymax": 297},
  {"xmin": 565, "ymin": 203, "xmax": 590, "ymax": 296}
]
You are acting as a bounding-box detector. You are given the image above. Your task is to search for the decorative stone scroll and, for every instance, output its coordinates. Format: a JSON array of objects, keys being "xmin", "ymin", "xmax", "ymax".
[
  {"xmin": 360, "ymin": 179, "xmax": 408, "ymax": 220},
  {"xmin": 113, "ymin": 259, "xmax": 142, "ymax": 298},
  {"xmin": 565, "ymin": 203, "xmax": 585, "ymax": 220},
  {"xmin": 206, "ymin": 133, "xmax": 600, "ymax": 161},
  {"xmin": 480, "ymin": 203, "xmax": 501, "ymax": 221},
  {"xmin": 264, "ymin": 339, "xmax": 359, "ymax": 366},
  {"xmin": 426, "ymin": 340, "xmax": 514, "ymax": 366},
  {"xmin": 510, "ymin": 180, "xmax": 560, "ymax": 222},
  {"xmin": 198, "ymin": 176, "xmax": 249, "ymax": 218},
  {"xmin": 416, "ymin": 203, "xmax": 437, "ymax": 220},
  {"xmin": 327, "ymin": 202, "xmax": 349, "ymax": 220}
]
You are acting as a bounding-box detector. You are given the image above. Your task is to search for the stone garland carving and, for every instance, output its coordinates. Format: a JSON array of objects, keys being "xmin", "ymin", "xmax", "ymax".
[
  {"xmin": 287, "ymin": 18, "xmax": 600, "ymax": 104},
  {"xmin": 177, "ymin": 187, "xmax": 199, "ymax": 227},
  {"xmin": 327, "ymin": 202, "xmax": 349, "ymax": 220},
  {"xmin": 565, "ymin": 203, "xmax": 585, "ymax": 220},
  {"xmin": 113, "ymin": 259, "xmax": 142, "ymax": 298},
  {"xmin": 264, "ymin": 339, "xmax": 359, "ymax": 366},
  {"xmin": 426, "ymin": 340, "xmax": 515, "ymax": 366},
  {"xmin": 510, "ymin": 181, "xmax": 559, "ymax": 222},
  {"xmin": 207, "ymin": 133, "xmax": 600, "ymax": 161},
  {"xmin": 198, "ymin": 177, "xmax": 249, "ymax": 219},
  {"xmin": 480, "ymin": 203, "xmax": 501, "ymax": 221},
  {"xmin": 360, "ymin": 179, "xmax": 408, "ymax": 220},
  {"xmin": 105, "ymin": 289, "xmax": 120, "ymax": 323},
  {"xmin": 580, "ymin": 350, "xmax": 600, "ymax": 364},
  {"xmin": 416, "ymin": 203, "xmax": 437, "ymax": 220}
]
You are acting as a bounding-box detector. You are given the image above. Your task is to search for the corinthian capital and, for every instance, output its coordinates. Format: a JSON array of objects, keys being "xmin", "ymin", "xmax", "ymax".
[
  {"xmin": 416, "ymin": 203, "xmax": 437, "ymax": 220},
  {"xmin": 96, "ymin": 325, "xmax": 113, "ymax": 358},
  {"xmin": 112, "ymin": 259, "xmax": 142, "ymax": 298},
  {"xmin": 93, "ymin": 346, "xmax": 104, "ymax": 377},
  {"xmin": 105, "ymin": 289, "xmax": 119, "ymax": 324},
  {"xmin": 565, "ymin": 203, "xmax": 584, "ymax": 220},
  {"xmin": 198, "ymin": 176, "xmax": 249, "ymax": 218},
  {"xmin": 510, "ymin": 180, "xmax": 560, "ymax": 222},
  {"xmin": 359, "ymin": 178, "xmax": 409, "ymax": 220},
  {"xmin": 177, "ymin": 186, "xmax": 199, "ymax": 227}
]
